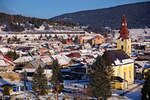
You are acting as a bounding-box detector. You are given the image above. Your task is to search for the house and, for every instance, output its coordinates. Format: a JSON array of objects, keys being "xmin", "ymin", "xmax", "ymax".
[
  {"xmin": 0, "ymin": 54, "xmax": 21, "ymax": 81},
  {"xmin": 79, "ymin": 35, "xmax": 104, "ymax": 46},
  {"xmin": 65, "ymin": 39, "xmax": 73, "ymax": 45},
  {"xmin": 67, "ymin": 52, "xmax": 81, "ymax": 58},
  {"xmin": 143, "ymin": 63, "xmax": 150, "ymax": 78},
  {"xmin": 40, "ymin": 56, "xmax": 54, "ymax": 65},
  {"xmin": 0, "ymin": 55, "xmax": 15, "ymax": 72},
  {"xmin": 52, "ymin": 54, "xmax": 71, "ymax": 67},
  {"xmin": 24, "ymin": 58, "xmax": 52, "ymax": 80},
  {"xmin": 134, "ymin": 63, "xmax": 143, "ymax": 79},
  {"xmin": 24, "ymin": 58, "xmax": 43, "ymax": 80},
  {"xmin": 0, "ymin": 78, "xmax": 32, "ymax": 97},
  {"xmin": 0, "ymin": 47, "xmax": 10, "ymax": 54},
  {"xmin": 39, "ymin": 48, "xmax": 48, "ymax": 55},
  {"xmin": 14, "ymin": 56, "xmax": 34, "ymax": 64}
]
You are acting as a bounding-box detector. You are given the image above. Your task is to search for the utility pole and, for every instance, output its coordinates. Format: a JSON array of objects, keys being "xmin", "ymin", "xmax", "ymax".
[{"xmin": 57, "ymin": 82, "xmax": 59, "ymax": 100}]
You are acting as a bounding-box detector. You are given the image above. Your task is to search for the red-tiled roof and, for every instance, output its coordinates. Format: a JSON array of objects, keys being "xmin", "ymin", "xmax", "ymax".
[{"xmin": 67, "ymin": 52, "xmax": 81, "ymax": 58}]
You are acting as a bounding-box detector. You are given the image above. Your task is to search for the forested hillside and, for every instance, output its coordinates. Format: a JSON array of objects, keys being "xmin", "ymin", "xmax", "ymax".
[{"xmin": 52, "ymin": 2, "xmax": 150, "ymax": 29}]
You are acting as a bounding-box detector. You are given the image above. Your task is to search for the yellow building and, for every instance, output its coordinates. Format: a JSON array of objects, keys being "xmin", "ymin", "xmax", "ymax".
[
  {"xmin": 79, "ymin": 35, "xmax": 104, "ymax": 45},
  {"xmin": 103, "ymin": 50, "xmax": 134, "ymax": 89},
  {"xmin": 117, "ymin": 38, "xmax": 131, "ymax": 56}
]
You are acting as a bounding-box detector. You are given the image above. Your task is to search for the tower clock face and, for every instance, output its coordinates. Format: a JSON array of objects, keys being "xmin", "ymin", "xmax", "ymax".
[{"xmin": 122, "ymin": 23, "xmax": 127, "ymax": 26}]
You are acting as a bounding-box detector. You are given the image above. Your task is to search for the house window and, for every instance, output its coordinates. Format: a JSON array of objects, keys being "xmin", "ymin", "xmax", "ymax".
[
  {"xmin": 121, "ymin": 45, "xmax": 123, "ymax": 49},
  {"xmin": 128, "ymin": 45, "xmax": 130, "ymax": 49}
]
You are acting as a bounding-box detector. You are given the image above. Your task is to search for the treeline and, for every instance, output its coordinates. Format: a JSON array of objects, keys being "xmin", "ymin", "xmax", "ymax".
[
  {"xmin": 0, "ymin": 12, "xmax": 76, "ymax": 32},
  {"xmin": 84, "ymin": 26, "xmax": 112, "ymax": 34}
]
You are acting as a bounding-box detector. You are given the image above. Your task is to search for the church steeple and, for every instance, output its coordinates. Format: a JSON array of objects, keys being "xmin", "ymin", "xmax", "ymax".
[
  {"xmin": 119, "ymin": 15, "xmax": 129, "ymax": 39},
  {"xmin": 117, "ymin": 14, "xmax": 131, "ymax": 56}
]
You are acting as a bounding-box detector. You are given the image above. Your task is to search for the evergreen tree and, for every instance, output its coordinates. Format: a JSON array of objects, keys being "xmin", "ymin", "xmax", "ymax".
[
  {"xmin": 0, "ymin": 36, "xmax": 2, "ymax": 41},
  {"xmin": 54, "ymin": 35, "xmax": 58, "ymax": 39},
  {"xmin": 73, "ymin": 36, "xmax": 79, "ymax": 44},
  {"xmin": 48, "ymin": 35, "xmax": 52, "ymax": 39},
  {"xmin": 88, "ymin": 56, "xmax": 113, "ymax": 100},
  {"xmin": 51, "ymin": 60, "xmax": 63, "ymax": 93},
  {"xmin": 39, "ymin": 34, "xmax": 42, "ymax": 40},
  {"xmin": 5, "ymin": 51, "xmax": 19, "ymax": 61},
  {"xmin": 45, "ymin": 34, "xmax": 48, "ymax": 40},
  {"xmin": 12, "ymin": 36, "xmax": 20, "ymax": 42},
  {"xmin": 141, "ymin": 70, "xmax": 150, "ymax": 100},
  {"xmin": 32, "ymin": 66, "xmax": 48, "ymax": 96},
  {"xmin": 7, "ymin": 38, "xmax": 10, "ymax": 44},
  {"xmin": 2, "ymin": 86, "xmax": 10, "ymax": 96}
]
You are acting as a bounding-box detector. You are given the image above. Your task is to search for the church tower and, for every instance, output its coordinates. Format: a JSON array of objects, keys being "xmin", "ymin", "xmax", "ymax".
[{"xmin": 117, "ymin": 15, "xmax": 131, "ymax": 56}]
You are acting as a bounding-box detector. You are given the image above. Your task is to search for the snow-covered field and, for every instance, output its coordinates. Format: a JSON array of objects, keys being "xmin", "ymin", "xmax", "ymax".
[{"xmin": 114, "ymin": 28, "xmax": 150, "ymax": 39}]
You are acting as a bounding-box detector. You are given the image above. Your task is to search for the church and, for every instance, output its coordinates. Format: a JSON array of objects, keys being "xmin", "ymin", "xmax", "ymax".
[{"xmin": 102, "ymin": 15, "xmax": 134, "ymax": 90}]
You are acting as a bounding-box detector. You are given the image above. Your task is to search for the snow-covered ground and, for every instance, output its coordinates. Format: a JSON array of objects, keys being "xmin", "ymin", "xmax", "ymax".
[
  {"xmin": 111, "ymin": 85, "xmax": 143, "ymax": 100},
  {"xmin": 124, "ymin": 85, "xmax": 143, "ymax": 100},
  {"xmin": 129, "ymin": 28, "xmax": 150, "ymax": 36},
  {"xmin": 113, "ymin": 80, "xmax": 144, "ymax": 100},
  {"xmin": 114, "ymin": 28, "xmax": 150, "ymax": 40}
]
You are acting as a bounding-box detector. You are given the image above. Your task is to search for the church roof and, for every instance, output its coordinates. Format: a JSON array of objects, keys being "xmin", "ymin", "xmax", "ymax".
[{"xmin": 102, "ymin": 50, "xmax": 133, "ymax": 66}]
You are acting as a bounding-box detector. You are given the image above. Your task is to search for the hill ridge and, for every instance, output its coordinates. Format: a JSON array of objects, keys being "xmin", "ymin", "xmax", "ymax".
[{"xmin": 52, "ymin": 1, "xmax": 150, "ymax": 29}]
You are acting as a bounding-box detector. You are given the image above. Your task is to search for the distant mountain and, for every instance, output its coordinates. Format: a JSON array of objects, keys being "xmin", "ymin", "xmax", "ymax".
[{"xmin": 52, "ymin": 2, "xmax": 150, "ymax": 29}]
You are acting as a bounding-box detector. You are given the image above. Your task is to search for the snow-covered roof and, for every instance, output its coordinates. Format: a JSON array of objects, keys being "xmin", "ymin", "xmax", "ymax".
[
  {"xmin": 135, "ymin": 61, "xmax": 149, "ymax": 68},
  {"xmin": 0, "ymin": 47, "xmax": 10, "ymax": 54},
  {"xmin": 14, "ymin": 56, "xmax": 33, "ymax": 63},
  {"xmin": 52, "ymin": 54, "xmax": 71, "ymax": 65},
  {"xmin": 0, "ymin": 55, "xmax": 14, "ymax": 66},
  {"xmin": 41, "ymin": 56, "xmax": 53, "ymax": 63},
  {"xmin": 103, "ymin": 50, "xmax": 134, "ymax": 66},
  {"xmin": 82, "ymin": 36, "xmax": 94, "ymax": 40},
  {"xmin": 114, "ymin": 58, "xmax": 134, "ymax": 66}
]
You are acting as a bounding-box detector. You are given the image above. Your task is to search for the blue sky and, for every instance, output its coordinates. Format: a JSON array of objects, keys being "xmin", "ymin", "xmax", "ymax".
[{"xmin": 0, "ymin": 0, "xmax": 149, "ymax": 18}]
